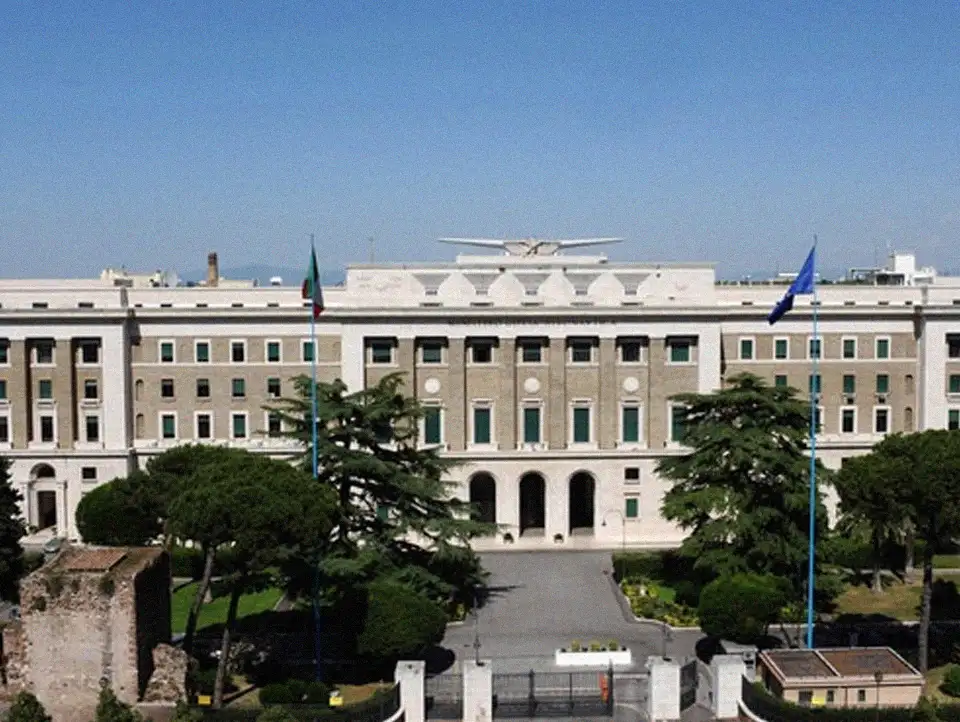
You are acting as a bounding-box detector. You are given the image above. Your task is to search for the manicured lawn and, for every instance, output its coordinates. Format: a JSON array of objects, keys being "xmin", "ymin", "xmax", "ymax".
[
  {"xmin": 832, "ymin": 573, "xmax": 960, "ymax": 621},
  {"xmin": 934, "ymin": 554, "xmax": 960, "ymax": 569},
  {"xmin": 171, "ymin": 583, "xmax": 284, "ymax": 634}
]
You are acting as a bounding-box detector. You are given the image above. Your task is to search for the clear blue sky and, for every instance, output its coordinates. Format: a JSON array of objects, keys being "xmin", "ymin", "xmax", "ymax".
[{"xmin": 1, "ymin": 1, "xmax": 958, "ymax": 279}]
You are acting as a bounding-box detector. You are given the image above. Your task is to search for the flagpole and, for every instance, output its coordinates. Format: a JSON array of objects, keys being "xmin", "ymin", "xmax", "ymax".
[
  {"xmin": 309, "ymin": 233, "xmax": 323, "ymax": 681},
  {"xmin": 806, "ymin": 236, "xmax": 819, "ymax": 649}
]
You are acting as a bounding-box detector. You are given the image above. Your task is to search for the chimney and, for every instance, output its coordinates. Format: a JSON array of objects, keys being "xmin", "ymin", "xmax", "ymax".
[{"xmin": 207, "ymin": 252, "xmax": 219, "ymax": 287}]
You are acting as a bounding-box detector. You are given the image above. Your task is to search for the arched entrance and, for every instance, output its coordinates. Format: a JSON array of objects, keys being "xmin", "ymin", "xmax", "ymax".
[
  {"xmin": 469, "ymin": 473, "xmax": 497, "ymax": 525},
  {"xmin": 30, "ymin": 464, "xmax": 57, "ymax": 531},
  {"xmin": 568, "ymin": 471, "xmax": 596, "ymax": 535},
  {"xmin": 519, "ymin": 472, "xmax": 546, "ymax": 536}
]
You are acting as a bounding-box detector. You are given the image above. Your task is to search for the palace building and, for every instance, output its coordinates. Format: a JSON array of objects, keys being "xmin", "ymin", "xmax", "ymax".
[{"xmin": 1, "ymin": 242, "xmax": 959, "ymax": 550}]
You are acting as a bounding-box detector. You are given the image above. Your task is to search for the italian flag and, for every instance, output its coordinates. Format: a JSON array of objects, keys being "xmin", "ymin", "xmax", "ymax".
[{"xmin": 302, "ymin": 245, "xmax": 325, "ymax": 319}]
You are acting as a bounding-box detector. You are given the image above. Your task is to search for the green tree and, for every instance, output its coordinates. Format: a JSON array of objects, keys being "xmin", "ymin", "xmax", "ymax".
[
  {"xmin": 657, "ymin": 374, "xmax": 831, "ymax": 597},
  {"xmin": 5, "ymin": 691, "xmax": 51, "ymax": 722},
  {"xmin": 169, "ymin": 450, "xmax": 336, "ymax": 708},
  {"xmin": 0, "ymin": 456, "xmax": 26, "ymax": 600},
  {"xmin": 92, "ymin": 685, "xmax": 144, "ymax": 722},
  {"xmin": 75, "ymin": 471, "xmax": 162, "ymax": 546},
  {"xmin": 697, "ymin": 573, "xmax": 789, "ymax": 644},
  {"xmin": 357, "ymin": 578, "xmax": 448, "ymax": 660}
]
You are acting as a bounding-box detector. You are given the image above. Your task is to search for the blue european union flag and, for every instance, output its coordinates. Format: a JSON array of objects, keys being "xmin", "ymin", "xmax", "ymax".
[{"xmin": 768, "ymin": 246, "xmax": 816, "ymax": 325}]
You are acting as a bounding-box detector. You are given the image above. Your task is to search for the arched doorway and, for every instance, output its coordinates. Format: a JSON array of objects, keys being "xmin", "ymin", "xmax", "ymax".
[
  {"xmin": 469, "ymin": 473, "xmax": 497, "ymax": 525},
  {"xmin": 30, "ymin": 464, "xmax": 57, "ymax": 531},
  {"xmin": 568, "ymin": 471, "xmax": 596, "ymax": 535},
  {"xmin": 519, "ymin": 472, "xmax": 546, "ymax": 536}
]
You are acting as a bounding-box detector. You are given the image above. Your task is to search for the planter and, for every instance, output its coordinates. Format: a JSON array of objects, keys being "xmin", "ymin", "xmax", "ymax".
[{"xmin": 554, "ymin": 648, "xmax": 632, "ymax": 667}]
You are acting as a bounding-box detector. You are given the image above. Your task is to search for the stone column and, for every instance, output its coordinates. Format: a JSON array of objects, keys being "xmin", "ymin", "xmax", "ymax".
[
  {"xmin": 711, "ymin": 655, "xmax": 746, "ymax": 720},
  {"xmin": 462, "ymin": 660, "xmax": 493, "ymax": 722},
  {"xmin": 646, "ymin": 657, "xmax": 680, "ymax": 722},
  {"xmin": 394, "ymin": 660, "xmax": 425, "ymax": 722}
]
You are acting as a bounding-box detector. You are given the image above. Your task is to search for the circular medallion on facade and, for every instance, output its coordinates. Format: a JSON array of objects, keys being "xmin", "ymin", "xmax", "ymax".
[
  {"xmin": 424, "ymin": 378, "xmax": 441, "ymax": 394},
  {"xmin": 523, "ymin": 377, "xmax": 541, "ymax": 394},
  {"xmin": 622, "ymin": 376, "xmax": 640, "ymax": 393}
]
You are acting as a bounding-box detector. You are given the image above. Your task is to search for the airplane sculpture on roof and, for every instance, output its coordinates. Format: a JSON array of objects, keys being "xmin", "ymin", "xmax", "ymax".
[{"xmin": 438, "ymin": 237, "xmax": 622, "ymax": 257}]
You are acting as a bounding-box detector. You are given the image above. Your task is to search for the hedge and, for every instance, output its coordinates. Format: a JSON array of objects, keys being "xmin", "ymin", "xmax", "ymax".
[{"xmin": 198, "ymin": 684, "xmax": 400, "ymax": 722}]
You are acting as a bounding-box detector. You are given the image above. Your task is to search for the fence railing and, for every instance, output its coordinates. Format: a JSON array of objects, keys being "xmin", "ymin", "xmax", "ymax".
[{"xmin": 198, "ymin": 683, "xmax": 402, "ymax": 722}]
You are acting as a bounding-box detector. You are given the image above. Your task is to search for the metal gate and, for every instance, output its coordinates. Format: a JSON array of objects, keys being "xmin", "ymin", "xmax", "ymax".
[
  {"xmin": 680, "ymin": 659, "xmax": 698, "ymax": 711},
  {"xmin": 425, "ymin": 673, "xmax": 462, "ymax": 720},
  {"xmin": 492, "ymin": 668, "xmax": 614, "ymax": 718}
]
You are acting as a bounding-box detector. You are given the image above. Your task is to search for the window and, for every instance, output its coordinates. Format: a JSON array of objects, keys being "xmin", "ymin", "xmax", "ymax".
[
  {"xmin": 80, "ymin": 342, "xmax": 99, "ymax": 364},
  {"xmin": 774, "ymin": 338, "xmax": 789, "ymax": 360},
  {"xmin": 40, "ymin": 415, "xmax": 55, "ymax": 442},
  {"xmin": 266, "ymin": 341, "xmax": 281, "ymax": 363},
  {"xmin": 470, "ymin": 341, "xmax": 494, "ymax": 364},
  {"xmin": 809, "ymin": 374, "xmax": 821, "ymax": 395},
  {"xmin": 522, "ymin": 407, "xmax": 541, "ymax": 444},
  {"xmin": 159, "ymin": 341, "xmax": 174, "ymax": 363},
  {"xmin": 842, "ymin": 338, "xmax": 857, "ymax": 359},
  {"xmin": 84, "ymin": 415, "xmax": 99, "ymax": 442},
  {"xmin": 951, "ymin": 375, "xmax": 960, "ymax": 395},
  {"xmin": 160, "ymin": 379, "xmax": 175, "ymax": 398},
  {"xmin": 0, "ymin": 340, "xmax": 8, "ymax": 365},
  {"xmin": 572, "ymin": 406, "xmax": 591, "ymax": 444},
  {"xmin": 875, "ymin": 407, "xmax": 889, "ymax": 434},
  {"xmin": 196, "ymin": 413, "xmax": 212, "ymax": 440},
  {"xmin": 422, "ymin": 406, "xmax": 442, "ymax": 445},
  {"xmin": 35, "ymin": 341, "xmax": 54, "ymax": 365},
  {"xmin": 232, "ymin": 378, "xmax": 246, "ymax": 398},
  {"xmin": 370, "ymin": 340, "xmax": 394, "ymax": 364},
  {"xmin": 808, "ymin": 338, "xmax": 821, "ymax": 359},
  {"xmin": 472, "ymin": 406, "xmax": 492, "ymax": 445},
  {"xmin": 826, "ymin": 690, "xmax": 835, "ymax": 703},
  {"xmin": 669, "ymin": 405, "xmax": 687, "ymax": 443},
  {"xmin": 195, "ymin": 341, "xmax": 210, "ymax": 363},
  {"xmin": 843, "ymin": 375, "xmax": 856, "ymax": 395},
  {"xmin": 267, "ymin": 412, "xmax": 282, "ymax": 437},
  {"xmin": 0, "ymin": 380, "xmax": 6, "ymax": 399},
  {"xmin": 520, "ymin": 342, "xmax": 542, "ymax": 364},
  {"xmin": 621, "ymin": 405, "xmax": 640, "ymax": 444},
  {"xmin": 814, "ymin": 406, "xmax": 823, "ymax": 432},
  {"xmin": 267, "ymin": 378, "xmax": 281, "ymax": 398},
  {"xmin": 739, "ymin": 338, "xmax": 754, "ymax": 360},
  {"xmin": 420, "ymin": 341, "xmax": 443, "ymax": 364},
  {"xmin": 876, "ymin": 374, "xmax": 890, "ymax": 394},
  {"xmin": 0, "ymin": 416, "xmax": 9, "ymax": 443},
  {"xmin": 774, "ymin": 375, "xmax": 788, "ymax": 388},
  {"xmin": 876, "ymin": 337, "xmax": 890, "ymax": 359},
  {"xmin": 231, "ymin": 413, "xmax": 248, "ymax": 439},
  {"xmin": 81, "ymin": 467, "xmax": 97, "ymax": 481},
  {"xmin": 950, "ymin": 337, "xmax": 960, "ymax": 358},
  {"xmin": 569, "ymin": 340, "xmax": 593, "ymax": 363},
  {"xmin": 196, "ymin": 378, "xmax": 210, "ymax": 398},
  {"xmin": 230, "ymin": 341, "xmax": 246, "ymax": 363},
  {"xmin": 857, "ymin": 690, "xmax": 866, "ymax": 703},
  {"xmin": 83, "ymin": 379, "xmax": 98, "ymax": 400},
  {"xmin": 841, "ymin": 408, "xmax": 856, "ymax": 434},
  {"xmin": 302, "ymin": 340, "xmax": 315, "ymax": 362},
  {"xmin": 620, "ymin": 340, "xmax": 643, "ymax": 363},
  {"xmin": 668, "ymin": 340, "xmax": 691, "ymax": 363},
  {"xmin": 625, "ymin": 497, "xmax": 639, "ymax": 519},
  {"xmin": 798, "ymin": 690, "xmax": 813, "ymax": 706},
  {"xmin": 949, "ymin": 410, "xmax": 960, "ymax": 431},
  {"xmin": 38, "ymin": 379, "xmax": 52, "ymax": 399},
  {"xmin": 160, "ymin": 413, "xmax": 177, "ymax": 439},
  {"xmin": 624, "ymin": 467, "xmax": 640, "ymax": 483}
]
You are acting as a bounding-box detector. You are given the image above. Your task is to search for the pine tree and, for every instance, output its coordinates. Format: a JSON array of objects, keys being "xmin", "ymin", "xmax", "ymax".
[{"xmin": 0, "ymin": 456, "xmax": 26, "ymax": 601}]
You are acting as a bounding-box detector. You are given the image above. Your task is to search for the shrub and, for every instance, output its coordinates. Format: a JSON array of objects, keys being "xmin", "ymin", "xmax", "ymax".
[
  {"xmin": 93, "ymin": 685, "xmax": 144, "ymax": 722},
  {"xmin": 6, "ymin": 692, "xmax": 52, "ymax": 722},
  {"xmin": 284, "ymin": 679, "xmax": 307, "ymax": 702},
  {"xmin": 256, "ymin": 708, "xmax": 298, "ymax": 722},
  {"xmin": 258, "ymin": 683, "xmax": 295, "ymax": 705},
  {"xmin": 303, "ymin": 681, "xmax": 329, "ymax": 704},
  {"xmin": 698, "ymin": 573, "xmax": 788, "ymax": 644},
  {"xmin": 357, "ymin": 579, "xmax": 447, "ymax": 660},
  {"xmin": 942, "ymin": 664, "xmax": 960, "ymax": 697},
  {"xmin": 169, "ymin": 702, "xmax": 203, "ymax": 722}
]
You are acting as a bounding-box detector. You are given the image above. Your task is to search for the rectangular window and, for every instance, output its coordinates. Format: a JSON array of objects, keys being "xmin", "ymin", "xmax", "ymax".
[
  {"xmin": 81, "ymin": 467, "xmax": 97, "ymax": 481},
  {"xmin": 0, "ymin": 340, "xmax": 8, "ymax": 365},
  {"xmin": 232, "ymin": 413, "xmax": 247, "ymax": 439},
  {"xmin": 161, "ymin": 414, "xmax": 176, "ymax": 439},
  {"xmin": 808, "ymin": 338, "xmax": 821, "ymax": 359},
  {"xmin": 470, "ymin": 342, "xmax": 493, "ymax": 364},
  {"xmin": 625, "ymin": 497, "xmax": 639, "ymax": 519},
  {"xmin": 876, "ymin": 337, "xmax": 890, "ymax": 359},
  {"xmin": 620, "ymin": 340, "xmax": 643, "ymax": 363},
  {"xmin": 0, "ymin": 416, "xmax": 8, "ymax": 443},
  {"xmin": 876, "ymin": 374, "xmax": 890, "ymax": 394},
  {"xmin": 40, "ymin": 415, "xmax": 54, "ymax": 442},
  {"xmin": 266, "ymin": 341, "xmax": 281, "ymax": 363},
  {"xmin": 826, "ymin": 690, "xmax": 835, "ymax": 704},
  {"xmin": 267, "ymin": 378, "xmax": 281, "ymax": 398},
  {"xmin": 267, "ymin": 412, "xmax": 282, "ymax": 437},
  {"xmin": 950, "ymin": 375, "xmax": 960, "ymax": 395},
  {"xmin": 423, "ymin": 407, "xmax": 442, "ymax": 445},
  {"xmin": 473, "ymin": 407, "xmax": 491, "ymax": 445},
  {"xmin": 739, "ymin": 338, "xmax": 754, "ymax": 360},
  {"xmin": 159, "ymin": 341, "xmax": 174, "ymax": 363},
  {"xmin": 669, "ymin": 341, "xmax": 690, "ymax": 363},
  {"xmin": 950, "ymin": 410, "xmax": 960, "ymax": 431},
  {"xmin": 302, "ymin": 340, "xmax": 314, "ymax": 362},
  {"xmin": 196, "ymin": 414, "xmax": 212, "ymax": 440},
  {"xmin": 842, "ymin": 338, "xmax": 857, "ymax": 359},
  {"xmin": 622, "ymin": 405, "xmax": 640, "ymax": 443},
  {"xmin": 857, "ymin": 690, "xmax": 866, "ymax": 703},
  {"xmin": 874, "ymin": 408, "xmax": 889, "ymax": 434},
  {"xmin": 520, "ymin": 342, "xmax": 542, "ymax": 364},
  {"xmin": 572, "ymin": 406, "xmax": 591, "ymax": 443},
  {"xmin": 38, "ymin": 379, "xmax": 52, "ymax": 399},
  {"xmin": 195, "ymin": 341, "xmax": 210, "ymax": 363},
  {"xmin": 950, "ymin": 337, "xmax": 960, "ymax": 359},
  {"xmin": 230, "ymin": 341, "xmax": 246, "ymax": 363},
  {"xmin": 85, "ymin": 415, "xmax": 99, "ymax": 442},
  {"xmin": 196, "ymin": 378, "xmax": 210, "ymax": 398},
  {"xmin": 774, "ymin": 374, "xmax": 788, "ymax": 388},
  {"xmin": 843, "ymin": 375, "xmax": 856, "ymax": 395},
  {"xmin": 814, "ymin": 406, "xmax": 823, "ymax": 433},
  {"xmin": 624, "ymin": 467, "xmax": 640, "ymax": 483},
  {"xmin": 80, "ymin": 342, "xmax": 100, "ymax": 364},
  {"xmin": 232, "ymin": 378, "xmax": 246, "ymax": 398},
  {"xmin": 83, "ymin": 379, "xmax": 98, "ymax": 400},
  {"xmin": 670, "ymin": 405, "xmax": 687, "ymax": 443},
  {"xmin": 371, "ymin": 341, "xmax": 394, "ymax": 364},
  {"xmin": 841, "ymin": 408, "xmax": 856, "ymax": 434},
  {"xmin": 161, "ymin": 379, "xmax": 175, "ymax": 398},
  {"xmin": 809, "ymin": 374, "xmax": 821, "ymax": 394},
  {"xmin": 35, "ymin": 341, "xmax": 54, "ymax": 365},
  {"xmin": 523, "ymin": 407, "xmax": 541, "ymax": 444},
  {"xmin": 420, "ymin": 342, "xmax": 443, "ymax": 364},
  {"xmin": 0, "ymin": 380, "xmax": 6, "ymax": 399},
  {"xmin": 774, "ymin": 338, "xmax": 789, "ymax": 360},
  {"xmin": 570, "ymin": 340, "xmax": 593, "ymax": 363},
  {"xmin": 798, "ymin": 690, "xmax": 813, "ymax": 706}
]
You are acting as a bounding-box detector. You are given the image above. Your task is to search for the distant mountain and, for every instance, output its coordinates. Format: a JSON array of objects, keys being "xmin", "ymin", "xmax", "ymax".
[{"xmin": 179, "ymin": 264, "xmax": 345, "ymax": 287}]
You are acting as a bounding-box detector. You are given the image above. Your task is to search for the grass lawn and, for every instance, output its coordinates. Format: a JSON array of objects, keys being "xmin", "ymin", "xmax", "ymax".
[
  {"xmin": 171, "ymin": 583, "xmax": 284, "ymax": 634},
  {"xmin": 934, "ymin": 554, "xmax": 960, "ymax": 569},
  {"xmin": 832, "ymin": 573, "xmax": 960, "ymax": 621},
  {"xmin": 226, "ymin": 681, "xmax": 389, "ymax": 709}
]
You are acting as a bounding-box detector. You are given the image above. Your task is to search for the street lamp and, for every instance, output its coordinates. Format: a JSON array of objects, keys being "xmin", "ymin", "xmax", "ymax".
[
  {"xmin": 874, "ymin": 670, "xmax": 883, "ymax": 721},
  {"xmin": 601, "ymin": 509, "xmax": 626, "ymax": 579},
  {"xmin": 661, "ymin": 625, "xmax": 672, "ymax": 658}
]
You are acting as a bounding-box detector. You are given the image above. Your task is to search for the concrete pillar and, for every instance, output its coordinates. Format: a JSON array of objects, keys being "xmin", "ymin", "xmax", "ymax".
[
  {"xmin": 646, "ymin": 657, "xmax": 680, "ymax": 722},
  {"xmin": 394, "ymin": 660, "xmax": 425, "ymax": 722},
  {"xmin": 462, "ymin": 660, "xmax": 493, "ymax": 722},
  {"xmin": 711, "ymin": 655, "xmax": 746, "ymax": 720}
]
